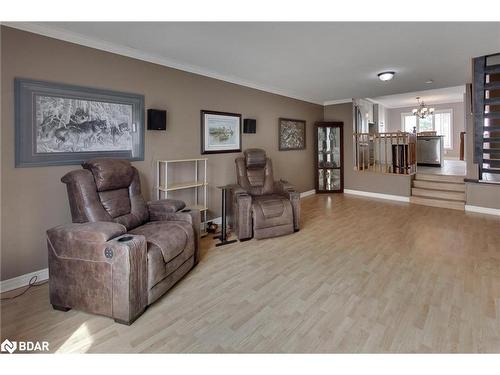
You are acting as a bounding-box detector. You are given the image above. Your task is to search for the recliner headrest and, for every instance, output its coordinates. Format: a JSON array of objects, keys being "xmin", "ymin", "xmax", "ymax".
[
  {"xmin": 82, "ymin": 158, "xmax": 134, "ymax": 192},
  {"xmin": 244, "ymin": 148, "xmax": 266, "ymax": 169}
]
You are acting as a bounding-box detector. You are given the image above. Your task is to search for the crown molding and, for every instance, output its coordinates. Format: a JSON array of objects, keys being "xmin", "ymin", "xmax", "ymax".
[
  {"xmin": 2, "ymin": 22, "xmax": 324, "ymax": 106},
  {"xmin": 323, "ymin": 98, "xmax": 352, "ymax": 106}
]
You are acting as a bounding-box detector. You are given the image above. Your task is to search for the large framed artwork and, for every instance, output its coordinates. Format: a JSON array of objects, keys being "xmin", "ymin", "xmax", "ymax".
[
  {"xmin": 15, "ymin": 78, "xmax": 145, "ymax": 167},
  {"xmin": 200, "ymin": 110, "xmax": 242, "ymax": 154},
  {"xmin": 279, "ymin": 118, "xmax": 306, "ymax": 151}
]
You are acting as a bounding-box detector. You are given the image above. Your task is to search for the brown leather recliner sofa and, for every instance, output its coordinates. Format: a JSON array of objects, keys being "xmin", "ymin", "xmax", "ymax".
[
  {"xmin": 229, "ymin": 148, "xmax": 300, "ymax": 240},
  {"xmin": 46, "ymin": 159, "xmax": 200, "ymax": 325}
]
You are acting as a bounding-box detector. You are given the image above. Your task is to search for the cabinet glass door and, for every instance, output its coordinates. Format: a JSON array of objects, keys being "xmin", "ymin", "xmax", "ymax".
[{"xmin": 316, "ymin": 123, "xmax": 343, "ymax": 192}]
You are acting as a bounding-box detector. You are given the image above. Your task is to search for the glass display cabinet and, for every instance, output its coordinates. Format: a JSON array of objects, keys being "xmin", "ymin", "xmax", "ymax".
[{"xmin": 315, "ymin": 122, "xmax": 344, "ymax": 193}]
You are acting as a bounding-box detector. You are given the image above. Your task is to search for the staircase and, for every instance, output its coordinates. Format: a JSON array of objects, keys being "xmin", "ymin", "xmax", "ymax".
[
  {"xmin": 410, "ymin": 173, "xmax": 465, "ymax": 210},
  {"xmin": 473, "ymin": 53, "xmax": 500, "ymax": 182}
]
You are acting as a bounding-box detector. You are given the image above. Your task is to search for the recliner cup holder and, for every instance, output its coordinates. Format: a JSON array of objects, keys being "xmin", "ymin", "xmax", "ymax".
[
  {"xmin": 181, "ymin": 209, "xmax": 191, "ymax": 212},
  {"xmin": 117, "ymin": 236, "xmax": 134, "ymax": 242}
]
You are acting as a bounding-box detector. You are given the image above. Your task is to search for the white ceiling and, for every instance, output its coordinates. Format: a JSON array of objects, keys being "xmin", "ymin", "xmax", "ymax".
[
  {"xmin": 7, "ymin": 22, "xmax": 500, "ymax": 105},
  {"xmin": 370, "ymin": 85, "xmax": 465, "ymax": 108}
]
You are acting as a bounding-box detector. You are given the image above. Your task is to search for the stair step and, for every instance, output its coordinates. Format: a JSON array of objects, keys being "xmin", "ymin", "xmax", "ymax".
[
  {"xmin": 485, "ymin": 82, "xmax": 500, "ymax": 90},
  {"xmin": 410, "ymin": 196, "xmax": 465, "ymax": 211},
  {"xmin": 414, "ymin": 173, "xmax": 464, "ymax": 184},
  {"xmin": 485, "ymin": 64, "xmax": 500, "ymax": 74},
  {"xmin": 482, "ymin": 168, "xmax": 500, "ymax": 174},
  {"xmin": 412, "ymin": 187, "xmax": 465, "ymax": 201},
  {"xmin": 484, "ymin": 113, "xmax": 500, "ymax": 119},
  {"xmin": 412, "ymin": 179, "xmax": 465, "ymax": 192},
  {"xmin": 484, "ymin": 125, "xmax": 500, "ymax": 132},
  {"xmin": 484, "ymin": 137, "xmax": 500, "ymax": 142},
  {"xmin": 483, "ymin": 148, "xmax": 500, "ymax": 153},
  {"xmin": 484, "ymin": 159, "xmax": 500, "ymax": 168},
  {"xmin": 485, "ymin": 97, "xmax": 500, "ymax": 105}
]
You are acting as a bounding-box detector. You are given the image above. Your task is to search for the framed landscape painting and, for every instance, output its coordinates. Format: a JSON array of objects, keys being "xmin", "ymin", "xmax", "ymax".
[
  {"xmin": 279, "ymin": 118, "xmax": 306, "ymax": 151},
  {"xmin": 15, "ymin": 78, "xmax": 145, "ymax": 167},
  {"xmin": 201, "ymin": 110, "xmax": 242, "ymax": 154}
]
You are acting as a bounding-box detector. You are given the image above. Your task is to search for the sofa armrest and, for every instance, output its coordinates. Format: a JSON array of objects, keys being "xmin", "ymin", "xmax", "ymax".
[
  {"xmin": 274, "ymin": 179, "xmax": 296, "ymax": 195},
  {"xmin": 274, "ymin": 180, "xmax": 300, "ymax": 231},
  {"xmin": 47, "ymin": 222, "xmax": 148, "ymax": 324},
  {"xmin": 159, "ymin": 210, "xmax": 201, "ymax": 264},
  {"xmin": 147, "ymin": 199, "xmax": 186, "ymax": 221},
  {"xmin": 228, "ymin": 186, "xmax": 252, "ymax": 241},
  {"xmin": 47, "ymin": 222, "xmax": 127, "ymax": 260},
  {"xmin": 227, "ymin": 184, "xmax": 248, "ymax": 196}
]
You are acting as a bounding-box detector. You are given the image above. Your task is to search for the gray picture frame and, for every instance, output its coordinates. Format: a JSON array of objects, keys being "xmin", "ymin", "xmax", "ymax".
[{"xmin": 14, "ymin": 78, "xmax": 145, "ymax": 167}]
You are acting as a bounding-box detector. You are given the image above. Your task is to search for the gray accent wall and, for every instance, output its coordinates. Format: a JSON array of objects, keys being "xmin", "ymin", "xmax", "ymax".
[
  {"xmin": 324, "ymin": 103, "xmax": 412, "ymax": 197},
  {"xmin": 1, "ymin": 26, "xmax": 323, "ymax": 280}
]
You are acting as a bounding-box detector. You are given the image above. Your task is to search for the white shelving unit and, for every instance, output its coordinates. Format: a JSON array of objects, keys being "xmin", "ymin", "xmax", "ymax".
[{"xmin": 155, "ymin": 158, "xmax": 208, "ymax": 233}]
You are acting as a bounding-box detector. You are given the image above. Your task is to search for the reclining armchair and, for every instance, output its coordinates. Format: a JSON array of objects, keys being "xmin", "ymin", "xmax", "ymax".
[
  {"xmin": 229, "ymin": 149, "xmax": 300, "ymax": 240},
  {"xmin": 47, "ymin": 159, "xmax": 200, "ymax": 325}
]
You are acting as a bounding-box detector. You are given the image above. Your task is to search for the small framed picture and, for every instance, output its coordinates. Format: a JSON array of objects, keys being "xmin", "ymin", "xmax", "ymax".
[
  {"xmin": 201, "ymin": 110, "xmax": 242, "ymax": 154},
  {"xmin": 279, "ymin": 118, "xmax": 306, "ymax": 151}
]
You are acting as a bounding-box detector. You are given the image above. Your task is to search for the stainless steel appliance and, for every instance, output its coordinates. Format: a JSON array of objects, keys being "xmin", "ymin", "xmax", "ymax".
[{"xmin": 417, "ymin": 135, "xmax": 443, "ymax": 166}]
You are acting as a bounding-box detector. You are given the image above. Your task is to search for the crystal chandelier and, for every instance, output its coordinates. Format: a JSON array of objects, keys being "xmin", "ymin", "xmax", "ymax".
[{"xmin": 412, "ymin": 97, "xmax": 435, "ymax": 119}]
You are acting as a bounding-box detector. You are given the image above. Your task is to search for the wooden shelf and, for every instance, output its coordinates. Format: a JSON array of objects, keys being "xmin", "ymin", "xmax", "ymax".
[
  {"xmin": 155, "ymin": 158, "xmax": 208, "ymax": 234},
  {"xmin": 188, "ymin": 205, "xmax": 208, "ymax": 212},
  {"xmin": 157, "ymin": 181, "xmax": 208, "ymax": 192},
  {"xmin": 157, "ymin": 158, "xmax": 208, "ymax": 163}
]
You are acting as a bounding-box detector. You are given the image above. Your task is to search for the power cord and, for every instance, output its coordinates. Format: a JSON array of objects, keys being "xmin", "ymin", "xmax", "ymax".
[{"xmin": 0, "ymin": 275, "xmax": 48, "ymax": 301}]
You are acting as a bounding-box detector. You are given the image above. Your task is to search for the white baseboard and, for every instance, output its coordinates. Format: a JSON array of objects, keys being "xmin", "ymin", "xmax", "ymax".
[
  {"xmin": 344, "ymin": 189, "xmax": 410, "ymax": 203},
  {"xmin": 207, "ymin": 216, "xmax": 222, "ymax": 225},
  {"xmin": 465, "ymin": 205, "xmax": 500, "ymax": 216},
  {"xmin": 300, "ymin": 190, "xmax": 316, "ymax": 198},
  {"xmin": 0, "ymin": 268, "xmax": 49, "ymax": 293}
]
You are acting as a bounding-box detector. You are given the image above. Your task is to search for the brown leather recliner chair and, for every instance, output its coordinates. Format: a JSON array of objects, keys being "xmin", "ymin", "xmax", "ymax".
[
  {"xmin": 46, "ymin": 159, "xmax": 200, "ymax": 325},
  {"xmin": 229, "ymin": 149, "xmax": 300, "ymax": 240}
]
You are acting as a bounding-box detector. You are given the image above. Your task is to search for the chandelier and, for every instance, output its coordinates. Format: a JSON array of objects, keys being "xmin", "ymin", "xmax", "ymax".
[{"xmin": 412, "ymin": 97, "xmax": 435, "ymax": 119}]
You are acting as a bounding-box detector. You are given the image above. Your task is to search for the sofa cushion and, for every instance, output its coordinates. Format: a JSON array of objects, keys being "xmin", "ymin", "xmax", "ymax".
[
  {"xmin": 252, "ymin": 195, "xmax": 293, "ymax": 229},
  {"xmin": 82, "ymin": 159, "xmax": 134, "ymax": 192},
  {"xmin": 99, "ymin": 188, "xmax": 131, "ymax": 218},
  {"xmin": 244, "ymin": 148, "xmax": 267, "ymax": 169},
  {"xmin": 129, "ymin": 221, "xmax": 193, "ymax": 264}
]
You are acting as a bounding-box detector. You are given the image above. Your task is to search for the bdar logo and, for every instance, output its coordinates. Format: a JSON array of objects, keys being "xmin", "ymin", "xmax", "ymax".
[{"xmin": 1, "ymin": 339, "xmax": 17, "ymax": 354}]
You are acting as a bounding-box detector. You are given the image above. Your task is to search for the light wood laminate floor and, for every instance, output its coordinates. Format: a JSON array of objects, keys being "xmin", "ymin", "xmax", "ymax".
[
  {"xmin": 1, "ymin": 194, "xmax": 500, "ymax": 353},
  {"xmin": 417, "ymin": 159, "xmax": 466, "ymax": 176}
]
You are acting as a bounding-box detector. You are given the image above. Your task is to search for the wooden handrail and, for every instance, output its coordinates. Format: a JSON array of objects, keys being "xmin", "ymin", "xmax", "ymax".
[{"xmin": 353, "ymin": 132, "xmax": 416, "ymax": 175}]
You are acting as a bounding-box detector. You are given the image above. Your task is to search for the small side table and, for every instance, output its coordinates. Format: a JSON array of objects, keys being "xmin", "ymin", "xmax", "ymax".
[{"xmin": 215, "ymin": 185, "xmax": 237, "ymax": 247}]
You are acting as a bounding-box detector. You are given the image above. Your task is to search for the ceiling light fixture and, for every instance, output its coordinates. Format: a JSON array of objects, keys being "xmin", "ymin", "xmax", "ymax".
[
  {"xmin": 412, "ymin": 97, "xmax": 435, "ymax": 119},
  {"xmin": 378, "ymin": 71, "xmax": 395, "ymax": 81}
]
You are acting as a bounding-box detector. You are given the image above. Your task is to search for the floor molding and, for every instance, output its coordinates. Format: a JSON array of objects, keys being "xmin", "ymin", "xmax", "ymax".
[
  {"xmin": 0, "ymin": 268, "xmax": 49, "ymax": 293},
  {"xmin": 300, "ymin": 190, "xmax": 316, "ymax": 198},
  {"xmin": 465, "ymin": 205, "xmax": 500, "ymax": 216},
  {"xmin": 344, "ymin": 189, "xmax": 410, "ymax": 203}
]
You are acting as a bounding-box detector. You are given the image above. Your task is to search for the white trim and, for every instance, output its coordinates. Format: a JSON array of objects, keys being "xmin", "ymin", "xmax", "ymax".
[
  {"xmin": 3, "ymin": 22, "xmax": 323, "ymax": 106},
  {"xmin": 300, "ymin": 189, "xmax": 316, "ymax": 198},
  {"xmin": 207, "ymin": 216, "xmax": 222, "ymax": 225},
  {"xmin": 323, "ymin": 98, "xmax": 353, "ymax": 106},
  {"xmin": 0, "ymin": 268, "xmax": 49, "ymax": 293},
  {"xmin": 465, "ymin": 205, "xmax": 500, "ymax": 216},
  {"xmin": 344, "ymin": 189, "xmax": 410, "ymax": 202}
]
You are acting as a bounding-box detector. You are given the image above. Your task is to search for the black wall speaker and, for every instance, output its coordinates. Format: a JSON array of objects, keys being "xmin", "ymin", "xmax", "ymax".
[
  {"xmin": 243, "ymin": 119, "xmax": 256, "ymax": 134},
  {"xmin": 147, "ymin": 109, "xmax": 167, "ymax": 130}
]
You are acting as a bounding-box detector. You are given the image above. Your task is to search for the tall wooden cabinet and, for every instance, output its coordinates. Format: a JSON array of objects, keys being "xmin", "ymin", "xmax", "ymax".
[{"xmin": 315, "ymin": 122, "xmax": 344, "ymax": 193}]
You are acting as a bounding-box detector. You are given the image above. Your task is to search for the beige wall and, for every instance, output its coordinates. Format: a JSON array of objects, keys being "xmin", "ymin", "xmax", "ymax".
[
  {"xmin": 0, "ymin": 27, "xmax": 323, "ymax": 280},
  {"xmin": 324, "ymin": 103, "xmax": 412, "ymax": 197},
  {"xmin": 387, "ymin": 102, "xmax": 465, "ymax": 159}
]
